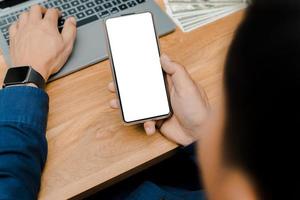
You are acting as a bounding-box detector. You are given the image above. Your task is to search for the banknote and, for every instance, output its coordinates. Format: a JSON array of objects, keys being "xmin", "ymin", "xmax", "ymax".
[
  {"xmin": 171, "ymin": 7, "xmax": 234, "ymax": 28},
  {"xmin": 166, "ymin": 0, "xmax": 247, "ymax": 3},
  {"xmin": 181, "ymin": 5, "xmax": 246, "ymax": 32},
  {"xmin": 167, "ymin": 6, "xmax": 231, "ymax": 17},
  {"xmin": 164, "ymin": 0, "xmax": 249, "ymax": 32},
  {"xmin": 176, "ymin": 6, "xmax": 237, "ymax": 23},
  {"xmin": 166, "ymin": 3, "xmax": 238, "ymax": 14}
]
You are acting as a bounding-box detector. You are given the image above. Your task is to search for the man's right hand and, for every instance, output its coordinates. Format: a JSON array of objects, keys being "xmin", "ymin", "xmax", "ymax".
[
  {"xmin": 108, "ymin": 54, "xmax": 210, "ymax": 146},
  {"xmin": 9, "ymin": 5, "xmax": 77, "ymax": 81}
]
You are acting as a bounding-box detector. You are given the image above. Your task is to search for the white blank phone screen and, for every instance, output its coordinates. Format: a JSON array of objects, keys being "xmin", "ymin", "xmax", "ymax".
[{"xmin": 106, "ymin": 13, "xmax": 170, "ymax": 123}]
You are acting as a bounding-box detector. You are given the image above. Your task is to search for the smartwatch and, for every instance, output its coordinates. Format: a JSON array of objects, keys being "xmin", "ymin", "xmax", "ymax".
[{"xmin": 2, "ymin": 66, "xmax": 46, "ymax": 89}]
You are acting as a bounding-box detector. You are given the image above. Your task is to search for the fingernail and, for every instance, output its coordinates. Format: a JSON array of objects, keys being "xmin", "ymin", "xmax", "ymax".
[
  {"xmin": 110, "ymin": 99, "xmax": 118, "ymax": 108},
  {"xmin": 161, "ymin": 54, "xmax": 171, "ymax": 62},
  {"xmin": 68, "ymin": 17, "xmax": 77, "ymax": 25},
  {"xmin": 146, "ymin": 127, "xmax": 155, "ymax": 135}
]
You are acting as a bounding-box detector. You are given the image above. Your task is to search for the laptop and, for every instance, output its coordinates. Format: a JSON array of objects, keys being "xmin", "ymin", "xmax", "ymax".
[{"xmin": 0, "ymin": 0, "xmax": 176, "ymax": 81}]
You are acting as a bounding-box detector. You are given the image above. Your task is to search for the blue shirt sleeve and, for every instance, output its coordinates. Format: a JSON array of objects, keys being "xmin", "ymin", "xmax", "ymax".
[{"xmin": 0, "ymin": 86, "xmax": 49, "ymax": 200}]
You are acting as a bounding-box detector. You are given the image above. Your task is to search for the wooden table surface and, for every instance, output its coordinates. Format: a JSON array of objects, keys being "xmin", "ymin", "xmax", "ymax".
[{"xmin": 0, "ymin": 1, "xmax": 244, "ymax": 199}]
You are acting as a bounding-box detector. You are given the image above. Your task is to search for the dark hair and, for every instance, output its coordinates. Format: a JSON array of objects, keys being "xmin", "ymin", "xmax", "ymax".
[{"xmin": 224, "ymin": 1, "xmax": 300, "ymax": 199}]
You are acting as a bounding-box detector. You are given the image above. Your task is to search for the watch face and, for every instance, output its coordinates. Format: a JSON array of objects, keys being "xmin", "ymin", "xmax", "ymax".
[{"xmin": 4, "ymin": 67, "xmax": 30, "ymax": 84}]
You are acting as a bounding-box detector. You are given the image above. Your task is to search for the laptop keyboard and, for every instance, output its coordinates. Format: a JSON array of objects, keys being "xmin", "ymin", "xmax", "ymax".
[{"xmin": 0, "ymin": 0, "xmax": 146, "ymax": 45}]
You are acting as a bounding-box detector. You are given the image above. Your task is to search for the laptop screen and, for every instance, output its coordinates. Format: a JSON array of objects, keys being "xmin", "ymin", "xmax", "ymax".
[{"xmin": 0, "ymin": 0, "xmax": 28, "ymax": 9}]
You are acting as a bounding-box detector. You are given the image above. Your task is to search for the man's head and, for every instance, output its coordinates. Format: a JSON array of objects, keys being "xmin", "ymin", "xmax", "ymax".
[{"xmin": 198, "ymin": 1, "xmax": 299, "ymax": 199}]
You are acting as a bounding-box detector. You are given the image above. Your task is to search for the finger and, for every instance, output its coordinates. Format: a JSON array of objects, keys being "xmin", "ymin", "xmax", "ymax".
[
  {"xmin": 166, "ymin": 75, "xmax": 173, "ymax": 92},
  {"xmin": 197, "ymin": 83, "xmax": 210, "ymax": 109},
  {"xmin": 160, "ymin": 54, "xmax": 194, "ymax": 92},
  {"xmin": 110, "ymin": 99, "xmax": 120, "ymax": 109},
  {"xmin": 18, "ymin": 11, "xmax": 29, "ymax": 28},
  {"xmin": 144, "ymin": 121, "xmax": 156, "ymax": 135},
  {"xmin": 61, "ymin": 17, "xmax": 77, "ymax": 52},
  {"xmin": 155, "ymin": 120, "xmax": 165, "ymax": 129},
  {"xmin": 160, "ymin": 117, "xmax": 195, "ymax": 146},
  {"xmin": 44, "ymin": 8, "xmax": 60, "ymax": 26},
  {"xmin": 9, "ymin": 22, "xmax": 18, "ymax": 39},
  {"xmin": 51, "ymin": 17, "xmax": 76, "ymax": 75},
  {"xmin": 108, "ymin": 82, "xmax": 116, "ymax": 93},
  {"xmin": 29, "ymin": 5, "xmax": 46, "ymax": 22}
]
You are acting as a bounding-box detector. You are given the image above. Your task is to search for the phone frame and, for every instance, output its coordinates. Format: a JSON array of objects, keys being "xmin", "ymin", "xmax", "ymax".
[{"xmin": 104, "ymin": 11, "xmax": 172, "ymax": 125}]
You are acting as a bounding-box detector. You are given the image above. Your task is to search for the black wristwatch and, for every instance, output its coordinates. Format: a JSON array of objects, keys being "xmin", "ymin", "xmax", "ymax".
[{"xmin": 3, "ymin": 66, "xmax": 46, "ymax": 89}]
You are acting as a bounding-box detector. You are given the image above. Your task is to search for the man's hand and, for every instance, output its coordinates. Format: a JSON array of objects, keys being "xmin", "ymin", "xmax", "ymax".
[
  {"xmin": 108, "ymin": 54, "xmax": 210, "ymax": 146},
  {"xmin": 9, "ymin": 5, "xmax": 77, "ymax": 81}
]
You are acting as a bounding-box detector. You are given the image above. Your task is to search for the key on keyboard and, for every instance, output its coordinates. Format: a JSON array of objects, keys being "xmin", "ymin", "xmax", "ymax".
[{"xmin": 0, "ymin": 0, "xmax": 146, "ymax": 45}]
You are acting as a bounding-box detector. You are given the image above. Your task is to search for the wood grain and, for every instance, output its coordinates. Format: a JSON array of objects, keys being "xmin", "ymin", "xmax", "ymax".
[{"xmin": 0, "ymin": 1, "xmax": 244, "ymax": 199}]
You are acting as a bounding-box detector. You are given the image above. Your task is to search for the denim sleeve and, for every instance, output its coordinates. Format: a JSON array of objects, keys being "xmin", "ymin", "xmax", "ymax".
[{"xmin": 0, "ymin": 86, "xmax": 49, "ymax": 200}]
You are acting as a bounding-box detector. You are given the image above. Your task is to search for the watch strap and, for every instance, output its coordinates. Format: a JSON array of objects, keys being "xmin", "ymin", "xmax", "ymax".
[{"xmin": 28, "ymin": 67, "xmax": 46, "ymax": 89}]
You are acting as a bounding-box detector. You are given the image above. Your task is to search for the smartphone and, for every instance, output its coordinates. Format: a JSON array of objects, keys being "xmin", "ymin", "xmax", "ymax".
[{"xmin": 104, "ymin": 12, "xmax": 171, "ymax": 125}]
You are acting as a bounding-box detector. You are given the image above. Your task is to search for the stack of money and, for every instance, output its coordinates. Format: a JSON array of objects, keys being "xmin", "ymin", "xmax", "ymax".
[{"xmin": 164, "ymin": 0, "xmax": 250, "ymax": 32}]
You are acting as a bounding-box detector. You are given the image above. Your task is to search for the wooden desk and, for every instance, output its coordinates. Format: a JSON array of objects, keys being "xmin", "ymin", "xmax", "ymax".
[{"xmin": 0, "ymin": 1, "xmax": 244, "ymax": 199}]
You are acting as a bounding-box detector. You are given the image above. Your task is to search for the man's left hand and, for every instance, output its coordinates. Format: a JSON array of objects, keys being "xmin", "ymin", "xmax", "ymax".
[{"xmin": 9, "ymin": 5, "xmax": 77, "ymax": 81}]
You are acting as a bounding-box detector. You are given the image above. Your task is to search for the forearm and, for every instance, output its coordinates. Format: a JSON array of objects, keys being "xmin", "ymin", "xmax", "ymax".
[{"xmin": 0, "ymin": 86, "xmax": 49, "ymax": 200}]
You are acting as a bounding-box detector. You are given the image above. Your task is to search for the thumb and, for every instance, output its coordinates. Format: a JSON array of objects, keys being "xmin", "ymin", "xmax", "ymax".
[
  {"xmin": 160, "ymin": 54, "xmax": 194, "ymax": 91},
  {"xmin": 61, "ymin": 17, "xmax": 77, "ymax": 54}
]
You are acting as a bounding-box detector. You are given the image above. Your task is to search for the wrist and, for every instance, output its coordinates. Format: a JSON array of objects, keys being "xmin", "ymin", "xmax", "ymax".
[
  {"xmin": 32, "ymin": 67, "xmax": 49, "ymax": 82},
  {"xmin": 23, "ymin": 66, "xmax": 49, "ymax": 82}
]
